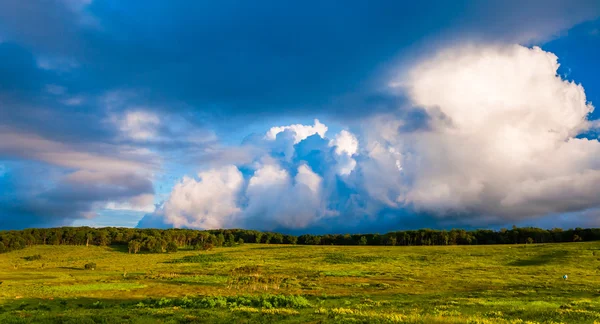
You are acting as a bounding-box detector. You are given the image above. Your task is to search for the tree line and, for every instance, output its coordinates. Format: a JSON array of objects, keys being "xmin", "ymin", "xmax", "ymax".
[{"xmin": 0, "ymin": 226, "xmax": 598, "ymax": 254}]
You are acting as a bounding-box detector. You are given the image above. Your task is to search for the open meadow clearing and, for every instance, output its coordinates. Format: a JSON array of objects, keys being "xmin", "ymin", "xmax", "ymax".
[{"xmin": 1, "ymin": 242, "xmax": 600, "ymax": 323}]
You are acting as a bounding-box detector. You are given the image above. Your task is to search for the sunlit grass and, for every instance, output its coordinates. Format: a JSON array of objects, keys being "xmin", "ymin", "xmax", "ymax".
[{"xmin": 1, "ymin": 242, "xmax": 600, "ymax": 322}]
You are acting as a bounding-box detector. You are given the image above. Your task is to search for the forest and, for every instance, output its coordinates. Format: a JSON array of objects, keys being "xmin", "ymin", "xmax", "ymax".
[{"xmin": 1, "ymin": 225, "xmax": 598, "ymax": 254}]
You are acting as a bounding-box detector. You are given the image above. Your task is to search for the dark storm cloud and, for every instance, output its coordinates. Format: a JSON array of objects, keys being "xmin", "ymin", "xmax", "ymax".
[{"xmin": 3, "ymin": 0, "xmax": 597, "ymax": 124}]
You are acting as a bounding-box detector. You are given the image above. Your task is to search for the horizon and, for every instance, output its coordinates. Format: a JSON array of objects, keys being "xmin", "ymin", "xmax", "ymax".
[{"xmin": 1, "ymin": 1, "xmax": 600, "ymax": 233}]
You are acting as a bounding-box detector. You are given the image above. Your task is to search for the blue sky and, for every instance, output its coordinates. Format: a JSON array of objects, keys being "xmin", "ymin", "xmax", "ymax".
[{"xmin": 1, "ymin": 1, "xmax": 600, "ymax": 233}]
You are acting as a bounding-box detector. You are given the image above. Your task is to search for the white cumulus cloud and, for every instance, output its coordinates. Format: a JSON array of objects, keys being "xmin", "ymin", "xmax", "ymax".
[
  {"xmin": 265, "ymin": 119, "xmax": 328, "ymax": 143},
  {"xmin": 329, "ymin": 130, "xmax": 359, "ymax": 175},
  {"xmin": 244, "ymin": 163, "xmax": 323, "ymax": 230},
  {"xmin": 386, "ymin": 44, "xmax": 600, "ymax": 223},
  {"xmin": 161, "ymin": 165, "xmax": 244, "ymax": 229}
]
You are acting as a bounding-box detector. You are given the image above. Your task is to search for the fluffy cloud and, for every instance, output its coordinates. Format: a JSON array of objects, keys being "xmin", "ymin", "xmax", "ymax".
[
  {"xmin": 243, "ymin": 163, "xmax": 324, "ymax": 230},
  {"xmin": 329, "ymin": 130, "xmax": 359, "ymax": 175},
  {"xmin": 159, "ymin": 166, "xmax": 244, "ymax": 229},
  {"xmin": 266, "ymin": 119, "xmax": 328, "ymax": 143},
  {"xmin": 141, "ymin": 44, "xmax": 600, "ymax": 232},
  {"xmin": 387, "ymin": 44, "xmax": 600, "ymax": 223},
  {"xmin": 140, "ymin": 122, "xmax": 346, "ymax": 230}
]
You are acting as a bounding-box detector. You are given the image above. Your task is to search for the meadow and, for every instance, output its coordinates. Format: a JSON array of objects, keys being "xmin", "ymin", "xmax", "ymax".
[{"xmin": 1, "ymin": 242, "xmax": 599, "ymax": 323}]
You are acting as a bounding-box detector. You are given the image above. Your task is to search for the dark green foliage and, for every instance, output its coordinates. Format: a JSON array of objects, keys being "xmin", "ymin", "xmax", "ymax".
[
  {"xmin": 359, "ymin": 236, "xmax": 367, "ymax": 245},
  {"xmin": 127, "ymin": 240, "xmax": 141, "ymax": 254},
  {"xmin": 134, "ymin": 294, "xmax": 311, "ymax": 309},
  {"xmin": 225, "ymin": 234, "xmax": 235, "ymax": 247},
  {"xmin": 84, "ymin": 262, "xmax": 96, "ymax": 270},
  {"xmin": 1, "ymin": 226, "xmax": 600, "ymax": 256},
  {"xmin": 166, "ymin": 242, "xmax": 178, "ymax": 253}
]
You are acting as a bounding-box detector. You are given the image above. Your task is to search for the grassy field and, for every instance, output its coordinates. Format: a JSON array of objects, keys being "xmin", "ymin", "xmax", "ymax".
[{"xmin": 1, "ymin": 242, "xmax": 599, "ymax": 323}]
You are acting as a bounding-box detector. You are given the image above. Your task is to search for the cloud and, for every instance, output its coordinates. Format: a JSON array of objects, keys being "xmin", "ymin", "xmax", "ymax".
[
  {"xmin": 0, "ymin": 129, "xmax": 156, "ymax": 172},
  {"xmin": 242, "ymin": 163, "xmax": 325, "ymax": 230},
  {"xmin": 117, "ymin": 110, "xmax": 161, "ymax": 141},
  {"xmin": 329, "ymin": 130, "xmax": 359, "ymax": 175},
  {"xmin": 141, "ymin": 44, "xmax": 600, "ymax": 232},
  {"xmin": 386, "ymin": 44, "xmax": 600, "ymax": 223},
  {"xmin": 1, "ymin": 1, "xmax": 600, "ymax": 231},
  {"xmin": 0, "ymin": 129, "xmax": 157, "ymax": 229},
  {"xmin": 266, "ymin": 119, "xmax": 328, "ymax": 143},
  {"xmin": 148, "ymin": 165, "xmax": 245, "ymax": 229}
]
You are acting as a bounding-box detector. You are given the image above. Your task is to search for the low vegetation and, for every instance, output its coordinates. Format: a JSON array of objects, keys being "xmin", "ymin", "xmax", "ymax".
[{"xmin": 0, "ymin": 240, "xmax": 599, "ymax": 322}]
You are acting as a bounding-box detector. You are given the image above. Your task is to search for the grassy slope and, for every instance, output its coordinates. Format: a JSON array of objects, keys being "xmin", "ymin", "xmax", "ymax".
[{"xmin": 0, "ymin": 242, "xmax": 599, "ymax": 323}]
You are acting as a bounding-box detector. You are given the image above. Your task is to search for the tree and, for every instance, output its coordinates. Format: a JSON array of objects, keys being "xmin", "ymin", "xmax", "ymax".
[
  {"xmin": 216, "ymin": 234, "xmax": 225, "ymax": 247},
  {"xmin": 238, "ymin": 238, "xmax": 244, "ymax": 245},
  {"xmin": 272, "ymin": 233, "xmax": 284, "ymax": 244},
  {"xmin": 95, "ymin": 231, "xmax": 110, "ymax": 246},
  {"xmin": 359, "ymin": 236, "xmax": 367, "ymax": 245},
  {"xmin": 166, "ymin": 242, "xmax": 178, "ymax": 253},
  {"xmin": 388, "ymin": 236, "xmax": 397, "ymax": 246},
  {"xmin": 86, "ymin": 233, "xmax": 93, "ymax": 247},
  {"xmin": 128, "ymin": 240, "xmax": 141, "ymax": 254},
  {"xmin": 226, "ymin": 234, "xmax": 235, "ymax": 247},
  {"xmin": 573, "ymin": 234, "xmax": 582, "ymax": 242},
  {"xmin": 527, "ymin": 237, "xmax": 534, "ymax": 244}
]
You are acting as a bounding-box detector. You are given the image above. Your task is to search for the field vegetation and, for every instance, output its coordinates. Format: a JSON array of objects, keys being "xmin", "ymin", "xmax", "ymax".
[{"xmin": 1, "ymin": 240, "xmax": 600, "ymax": 323}]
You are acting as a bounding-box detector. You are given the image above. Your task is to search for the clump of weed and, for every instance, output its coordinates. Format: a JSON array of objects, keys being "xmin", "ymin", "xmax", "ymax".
[
  {"xmin": 168, "ymin": 253, "xmax": 227, "ymax": 264},
  {"xmin": 84, "ymin": 262, "xmax": 96, "ymax": 270},
  {"xmin": 134, "ymin": 294, "xmax": 311, "ymax": 309},
  {"xmin": 23, "ymin": 254, "xmax": 42, "ymax": 261},
  {"xmin": 88, "ymin": 301, "xmax": 106, "ymax": 309},
  {"xmin": 323, "ymin": 253, "xmax": 385, "ymax": 264}
]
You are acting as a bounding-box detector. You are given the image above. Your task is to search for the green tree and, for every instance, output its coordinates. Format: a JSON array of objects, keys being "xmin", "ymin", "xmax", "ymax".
[
  {"xmin": 226, "ymin": 234, "xmax": 235, "ymax": 247},
  {"xmin": 95, "ymin": 231, "xmax": 110, "ymax": 246},
  {"xmin": 359, "ymin": 236, "xmax": 367, "ymax": 245},
  {"xmin": 166, "ymin": 242, "xmax": 178, "ymax": 253},
  {"xmin": 217, "ymin": 234, "xmax": 225, "ymax": 247},
  {"xmin": 128, "ymin": 240, "xmax": 141, "ymax": 254},
  {"xmin": 527, "ymin": 237, "xmax": 534, "ymax": 244}
]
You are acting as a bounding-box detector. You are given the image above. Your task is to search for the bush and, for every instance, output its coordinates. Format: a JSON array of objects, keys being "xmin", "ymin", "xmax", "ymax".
[
  {"xmin": 84, "ymin": 262, "xmax": 97, "ymax": 270},
  {"xmin": 166, "ymin": 242, "xmax": 178, "ymax": 253},
  {"xmin": 23, "ymin": 254, "xmax": 42, "ymax": 261}
]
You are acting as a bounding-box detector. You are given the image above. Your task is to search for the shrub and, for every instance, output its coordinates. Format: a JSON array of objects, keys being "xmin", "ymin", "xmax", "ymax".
[
  {"xmin": 84, "ymin": 262, "xmax": 97, "ymax": 270},
  {"xmin": 23, "ymin": 254, "xmax": 42, "ymax": 261},
  {"xmin": 359, "ymin": 236, "xmax": 368, "ymax": 245},
  {"xmin": 166, "ymin": 242, "xmax": 178, "ymax": 253}
]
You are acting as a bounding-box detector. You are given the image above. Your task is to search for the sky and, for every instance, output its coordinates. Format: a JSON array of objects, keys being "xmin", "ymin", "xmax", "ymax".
[{"xmin": 1, "ymin": 0, "xmax": 600, "ymax": 233}]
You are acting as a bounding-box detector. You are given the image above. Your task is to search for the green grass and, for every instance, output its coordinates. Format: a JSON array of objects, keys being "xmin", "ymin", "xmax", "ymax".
[{"xmin": 1, "ymin": 242, "xmax": 600, "ymax": 323}]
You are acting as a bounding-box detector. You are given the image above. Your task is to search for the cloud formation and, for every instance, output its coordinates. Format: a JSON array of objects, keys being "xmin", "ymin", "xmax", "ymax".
[
  {"xmin": 388, "ymin": 44, "xmax": 599, "ymax": 224},
  {"xmin": 141, "ymin": 44, "xmax": 600, "ymax": 231},
  {"xmin": 1, "ymin": 1, "xmax": 599, "ymax": 231}
]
